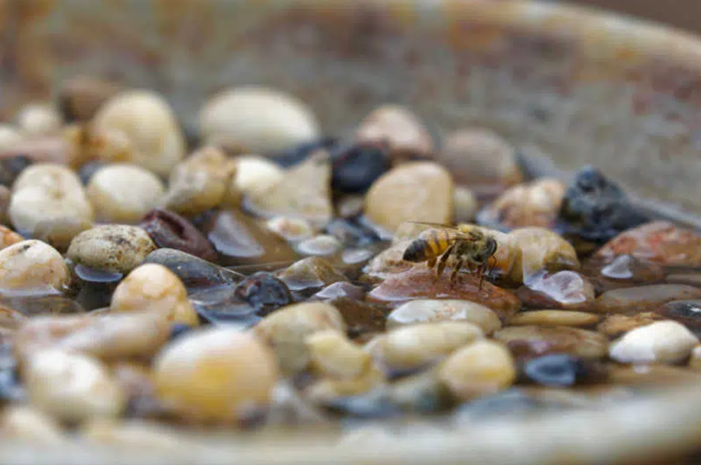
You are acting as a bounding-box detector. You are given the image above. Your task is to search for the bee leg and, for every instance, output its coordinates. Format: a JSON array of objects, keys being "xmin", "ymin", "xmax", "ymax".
[
  {"xmin": 436, "ymin": 244, "xmax": 454, "ymax": 279},
  {"xmin": 427, "ymin": 257, "xmax": 437, "ymax": 273},
  {"xmin": 450, "ymin": 260, "xmax": 464, "ymax": 286},
  {"xmin": 478, "ymin": 264, "xmax": 486, "ymax": 291}
]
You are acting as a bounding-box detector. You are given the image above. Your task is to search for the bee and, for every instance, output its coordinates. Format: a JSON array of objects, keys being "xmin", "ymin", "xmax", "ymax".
[{"xmin": 402, "ymin": 222, "xmax": 498, "ymax": 289}]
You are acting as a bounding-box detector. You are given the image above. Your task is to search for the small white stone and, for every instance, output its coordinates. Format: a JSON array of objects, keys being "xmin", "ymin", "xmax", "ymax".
[
  {"xmin": 266, "ymin": 217, "xmax": 314, "ymax": 242},
  {"xmin": 609, "ymin": 320, "xmax": 699, "ymax": 364},
  {"xmin": 232, "ymin": 156, "xmax": 285, "ymax": 197},
  {"xmin": 386, "ymin": 299, "xmax": 502, "ymax": 335},
  {"xmin": 0, "ymin": 240, "xmax": 70, "ymax": 296},
  {"xmin": 16, "ymin": 103, "xmax": 63, "ymax": 137},
  {"xmin": 296, "ymin": 234, "xmax": 341, "ymax": 256},
  {"xmin": 453, "ymin": 186, "xmax": 478, "ymax": 222},
  {"xmin": 24, "ymin": 349, "xmax": 126, "ymax": 423}
]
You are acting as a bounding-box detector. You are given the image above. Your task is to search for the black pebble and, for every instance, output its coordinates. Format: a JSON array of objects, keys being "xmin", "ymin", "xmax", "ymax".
[
  {"xmin": 523, "ymin": 354, "xmax": 587, "ymax": 387},
  {"xmin": 234, "ymin": 272, "xmax": 293, "ymax": 317},
  {"xmin": 0, "ymin": 155, "xmax": 32, "ymax": 187},
  {"xmin": 329, "ymin": 143, "xmax": 390, "ymax": 194},
  {"xmin": 273, "ymin": 137, "xmax": 339, "ymax": 168}
]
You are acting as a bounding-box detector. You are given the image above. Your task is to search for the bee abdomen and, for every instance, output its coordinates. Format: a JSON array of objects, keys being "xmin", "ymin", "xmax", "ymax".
[{"xmin": 402, "ymin": 239, "xmax": 427, "ymax": 262}]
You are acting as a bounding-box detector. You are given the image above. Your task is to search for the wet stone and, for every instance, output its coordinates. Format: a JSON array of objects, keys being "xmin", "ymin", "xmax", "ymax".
[
  {"xmin": 313, "ymin": 282, "xmax": 366, "ymax": 302},
  {"xmin": 557, "ymin": 166, "xmax": 648, "ymax": 246},
  {"xmin": 189, "ymin": 286, "xmax": 258, "ymax": 327},
  {"xmin": 519, "ymin": 271, "xmax": 595, "ymax": 311},
  {"xmin": 609, "ymin": 321, "xmax": 699, "ymax": 364},
  {"xmin": 367, "ymin": 268, "xmax": 521, "ymax": 318},
  {"xmin": 659, "ymin": 300, "xmax": 701, "ymax": 336},
  {"xmin": 233, "ymin": 272, "xmax": 293, "ymax": 317},
  {"xmin": 522, "ymin": 354, "xmax": 592, "ymax": 388},
  {"xmin": 204, "ymin": 209, "xmax": 297, "ymax": 267},
  {"xmin": 595, "ymin": 284, "xmax": 701, "ymax": 313},
  {"xmin": 325, "ymin": 218, "xmax": 381, "ymax": 248},
  {"xmin": 140, "ymin": 209, "xmax": 216, "ymax": 262},
  {"xmin": 667, "ymin": 274, "xmax": 701, "ymax": 287},
  {"xmin": 597, "ymin": 312, "xmax": 662, "ymax": 338},
  {"xmin": 594, "ymin": 221, "xmax": 701, "ymax": 267},
  {"xmin": 73, "ymin": 264, "xmax": 122, "ymax": 311},
  {"xmin": 329, "ymin": 142, "xmax": 390, "ymax": 194},
  {"xmin": 508, "ymin": 310, "xmax": 599, "ymax": 328},
  {"xmin": 326, "ymin": 297, "xmax": 387, "ymax": 340},
  {"xmin": 144, "ymin": 248, "xmax": 243, "ymax": 292},
  {"xmin": 386, "ymin": 299, "xmax": 502, "ymax": 335},
  {"xmin": 495, "ymin": 325, "xmax": 608, "ymax": 360},
  {"xmin": 279, "ymin": 257, "xmax": 348, "ymax": 293}
]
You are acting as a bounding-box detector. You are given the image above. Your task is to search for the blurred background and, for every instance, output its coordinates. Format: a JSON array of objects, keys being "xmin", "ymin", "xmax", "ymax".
[{"xmin": 556, "ymin": 0, "xmax": 701, "ymax": 35}]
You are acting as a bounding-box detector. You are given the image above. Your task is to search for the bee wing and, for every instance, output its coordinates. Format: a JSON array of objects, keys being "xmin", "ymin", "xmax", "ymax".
[{"xmin": 405, "ymin": 221, "xmax": 460, "ymax": 231}]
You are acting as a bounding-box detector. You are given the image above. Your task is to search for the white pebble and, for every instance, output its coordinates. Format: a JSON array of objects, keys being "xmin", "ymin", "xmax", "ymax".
[
  {"xmin": 0, "ymin": 240, "xmax": 69, "ymax": 296},
  {"xmin": 16, "ymin": 103, "xmax": 63, "ymax": 137},
  {"xmin": 232, "ymin": 156, "xmax": 285, "ymax": 196},
  {"xmin": 296, "ymin": 234, "xmax": 341, "ymax": 256},
  {"xmin": 609, "ymin": 320, "xmax": 700, "ymax": 364},
  {"xmin": 386, "ymin": 299, "xmax": 502, "ymax": 335}
]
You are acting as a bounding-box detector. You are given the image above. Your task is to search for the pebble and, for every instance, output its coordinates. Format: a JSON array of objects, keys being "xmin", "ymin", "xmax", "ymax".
[
  {"xmin": 24, "ymin": 349, "xmax": 126, "ymax": 422},
  {"xmin": 143, "ymin": 248, "xmax": 242, "ymax": 290},
  {"xmin": 59, "ymin": 75, "xmax": 121, "ymax": 122},
  {"xmin": 386, "ymin": 299, "xmax": 502, "ymax": 334},
  {"xmin": 0, "ymin": 406, "xmax": 66, "ymax": 443},
  {"xmin": 154, "ymin": 327, "xmax": 279, "ymax": 422},
  {"xmin": 244, "ymin": 151, "xmax": 333, "ymax": 226},
  {"xmin": 305, "ymin": 366, "xmax": 386, "ymax": 405},
  {"xmin": 364, "ymin": 162, "xmax": 453, "ymax": 233},
  {"xmin": 478, "ymin": 178, "xmax": 565, "ymax": 229},
  {"xmin": 595, "ymin": 254, "xmax": 665, "ymax": 284},
  {"xmin": 439, "ymin": 128, "xmax": 522, "ymax": 194},
  {"xmin": 453, "ymin": 187, "xmax": 479, "ymax": 222},
  {"xmin": 367, "ymin": 267, "xmax": 521, "ymax": 319},
  {"xmin": 509, "ymin": 227, "xmax": 579, "ymax": 283},
  {"xmin": 306, "ymin": 329, "xmax": 371, "ymax": 380},
  {"xmin": 438, "ymin": 340, "xmax": 516, "ymax": 400},
  {"xmin": 558, "ymin": 166, "xmax": 648, "ymax": 245},
  {"xmin": 140, "ymin": 209, "xmax": 216, "ymax": 261},
  {"xmin": 92, "ymin": 90, "xmax": 186, "ymax": 176},
  {"xmin": 330, "ymin": 143, "xmax": 390, "ymax": 193},
  {"xmin": 230, "ymin": 156, "xmax": 285, "ymax": 197},
  {"xmin": 33, "ymin": 218, "xmax": 93, "ymax": 253},
  {"xmin": 324, "ymin": 297, "xmax": 387, "ymax": 340},
  {"xmin": 279, "ymin": 257, "xmax": 348, "ymax": 292},
  {"xmin": 161, "ymin": 146, "xmax": 235, "ymax": 216},
  {"xmin": 273, "ymin": 137, "xmax": 337, "ymax": 168},
  {"xmin": 67, "ymin": 225, "xmax": 155, "ymax": 274},
  {"xmin": 494, "ymin": 325, "xmax": 608, "ymax": 360},
  {"xmin": 313, "ymin": 282, "xmax": 366, "ymax": 302},
  {"xmin": 110, "ymin": 263, "xmax": 199, "ymax": 326},
  {"xmin": 609, "ymin": 321, "xmax": 699, "ymax": 364},
  {"xmin": 594, "ymin": 221, "xmax": 701, "ymax": 267},
  {"xmin": 0, "ymin": 240, "xmax": 69, "ymax": 296},
  {"xmin": 199, "ymin": 86, "xmax": 320, "ymax": 154},
  {"xmin": 519, "ymin": 271, "xmax": 595, "ymax": 310},
  {"xmin": 9, "ymin": 163, "xmax": 93, "ymax": 235},
  {"xmin": 86, "ymin": 164, "xmax": 165, "ymax": 223},
  {"xmin": 233, "ymin": 272, "xmax": 293, "ymax": 316},
  {"xmin": 509, "ymin": 310, "xmax": 599, "ymax": 328},
  {"xmin": 368, "ymin": 322, "xmax": 483, "ymax": 375},
  {"xmin": 253, "ymin": 302, "xmax": 346, "ymax": 375},
  {"xmin": 597, "ymin": 312, "xmax": 661, "ymax": 338},
  {"xmin": 361, "ymin": 240, "xmax": 415, "ymax": 282},
  {"xmin": 355, "ymin": 105, "xmax": 434, "ymax": 161},
  {"xmin": 16, "ymin": 103, "xmax": 62, "ymax": 137},
  {"xmin": 0, "ymin": 133, "xmax": 78, "ymax": 166},
  {"xmin": 266, "ymin": 217, "xmax": 314, "ymax": 242},
  {"xmin": 523, "ymin": 354, "xmax": 590, "ymax": 388},
  {"xmin": 3, "ymin": 295, "xmax": 85, "ymax": 317},
  {"xmin": 205, "ymin": 209, "xmax": 297, "ymax": 267},
  {"xmin": 326, "ymin": 218, "xmax": 380, "ymax": 248},
  {"xmin": 189, "ymin": 286, "xmax": 258, "ymax": 327},
  {"xmin": 0, "ymin": 226, "xmax": 23, "ymax": 251},
  {"xmin": 0, "ymin": 155, "xmax": 32, "ymax": 187},
  {"xmin": 595, "ymin": 284, "xmax": 701, "ymax": 313},
  {"xmin": 296, "ymin": 234, "xmax": 342, "ymax": 257}
]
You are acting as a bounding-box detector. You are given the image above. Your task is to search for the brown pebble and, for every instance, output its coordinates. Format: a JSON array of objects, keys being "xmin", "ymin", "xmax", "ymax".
[
  {"xmin": 495, "ymin": 325, "xmax": 608, "ymax": 360},
  {"xmin": 509, "ymin": 310, "xmax": 599, "ymax": 328}
]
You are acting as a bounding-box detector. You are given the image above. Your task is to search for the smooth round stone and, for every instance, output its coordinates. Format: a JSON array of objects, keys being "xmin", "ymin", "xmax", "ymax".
[
  {"xmin": 667, "ymin": 274, "xmax": 701, "ymax": 287},
  {"xmin": 364, "ymin": 162, "xmax": 453, "ymax": 233},
  {"xmin": 355, "ymin": 105, "xmax": 434, "ymax": 161},
  {"xmin": 266, "ymin": 217, "xmax": 314, "ymax": 243},
  {"xmin": 330, "ymin": 143, "xmax": 390, "ymax": 194},
  {"xmin": 154, "ymin": 327, "xmax": 279, "ymax": 422},
  {"xmin": 495, "ymin": 325, "xmax": 608, "ymax": 360},
  {"xmin": 244, "ymin": 152, "xmax": 333, "ymax": 226},
  {"xmin": 609, "ymin": 321, "xmax": 699, "ymax": 364},
  {"xmin": 306, "ymin": 330, "xmax": 371, "ymax": 380},
  {"xmin": 0, "ymin": 240, "xmax": 70, "ymax": 296},
  {"xmin": 439, "ymin": 340, "xmax": 516, "ymax": 401},
  {"xmin": 144, "ymin": 248, "xmax": 243, "ymax": 291},
  {"xmin": 67, "ymin": 225, "xmax": 155, "ymax": 275},
  {"xmin": 453, "ymin": 187, "xmax": 478, "ymax": 222},
  {"xmin": 597, "ymin": 313, "xmax": 661, "ymax": 338},
  {"xmin": 595, "ymin": 285, "xmax": 701, "ymax": 313},
  {"xmin": 509, "ymin": 227, "xmax": 580, "ymax": 283},
  {"xmin": 232, "ymin": 156, "xmax": 285, "ymax": 197},
  {"xmin": 523, "ymin": 354, "xmax": 588, "ymax": 388},
  {"xmin": 386, "ymin": 299, "xmax": 502, "ymax": 335},
  {"xmin": 519, "ymin": 271, "xmax": 595, "ymax": 310},
  {"xmin": 478, "ymin": 178, "xmax": 565, "ymax": 229},
  {"xmin": 509, "ymin": 310, "xmax": 599, "ymax": 328},
  {"xmin": 279, "ymin": 257, "xmax": 348, "ymax": 292}
]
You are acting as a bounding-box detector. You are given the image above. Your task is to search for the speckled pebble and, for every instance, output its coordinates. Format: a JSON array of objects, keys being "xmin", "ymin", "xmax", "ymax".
[{"xmin": 67, "ymin": 225, "xmax": 155, "ymax": 274}]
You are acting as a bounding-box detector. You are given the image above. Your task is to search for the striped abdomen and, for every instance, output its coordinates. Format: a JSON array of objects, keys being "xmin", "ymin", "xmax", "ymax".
[{"xmin": 402, "ymin": 228, "xmax": 456, "ymax": 262}]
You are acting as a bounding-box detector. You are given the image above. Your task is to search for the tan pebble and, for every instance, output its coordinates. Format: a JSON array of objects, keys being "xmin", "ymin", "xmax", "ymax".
[
  {"xmin": 480, "ymin": 178, "xmax": 565, "ymax": 229},
  {"xmin": 33, "ymin": 217, "xmax": 93, "ymax": 253},
  {"xmin": 306, "ymin": 329, "xmax": 371, "ymax": 380},
  {"xmin": 67, "ymin": 225, "xmax": 155, "ymax": 274},
  {"xmin": 356, "ymin": 105, "xmax": 433, "ymax": 160},
  {"xmin": 266, "ymin": 216, "xmax": 314, "ymax": 242},
  {"xmin": 254, "ymin": 302, "xmax": 345, "ymax": 375},
  {"xmin": 494, "ymin": 325, "xmax": 608, "ymax": 359},
  {"xmin": 9, "ymin": 163, "xmax": 93, "ymax": 235},
  {"xmin": 509, "ymin": 227, "xmax": 579, "ymax": 283},
  {"xmin": 279, "ymin": 257, "xmax": 348, "ymax": 291},
  {"xmin": 92, "ymin": 90, "xmax": 185, "ymax": 176},
  {"xmin": 509, "ymin": 310, "xmax": 599, "ymax": 327},
  {"xmin": 154, "ymin": 327, "xmax": 279, "ymax": 422},
  {"xmin": 199, "ymin": 87, "xmax": 319, "ymax": 154},
  {"xmin": 245, "ymin": 151, "xmax": 333, "ymax": 226},
  {"xmin": 365, "ymin": 162, "xmax": 453, "ymax": 233},
  {"xmin": 453, "ymin": 187, "xmax": 478, "ymax": 222},
  {"xmin": 439, "ymin": 340, "xmax": 516, "ymax": 400},
  {"xmin": 87, "ymin": 164, "xmax": 165, "ymax": 223},
  {"xmin": 231, "ymin": 156, "xmax": 285, "ymax": 197},
  {"xmin": 0, "ymin": 406, "xmax": 65, "ymax": 443},
  {"xmin": 59, "ymin": 75, "xmax": 121, "ymax": 122},
  {"xmin": 0, "ymin": 240, "xmax": 69, "ymax": 296},
  {"xmin": 609, "ymin": 320, "xmax": 699, "ymax": 364},
  {"xmin": 386, "ymin": 299, "xmax": 502, "ymax": 335},
  {"xmin": 81, "ymin": 419, "xmax": 181, "ymax": 449},
  {"xmin": 0, "ymin": 225, "xmax": 23, "ymax": 250},
  {"xmin": 110, "ymin": 263, "xmax": 198, "ymax": 326},
  {"xmin": 597, "ymin": 312, "xmax": 661, "ymax": 338},
  {"xmin": 305, "ymin": 366, "xmax": 385, "ymax": 403},
  {"xmin": 16, "ymin": 103, "xmax": 63, "ymax": 137},
  {"xmin": 24, "ymin": 349, "xmax": 126, "ymax": 422},
  {"xmin": 162, "ymin": 146, "xmax": 235, "ymax": 216},
  {"xmin": 689, "ymin": 345, "xmax": 701, "ymax": 371},
  {"xmin": 595, "ymin": 285, "xmax": 701, "ymax": 313},
  {"xmin": 368, "ymin": 322, "xmax": 483, "ymax": 373}
]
